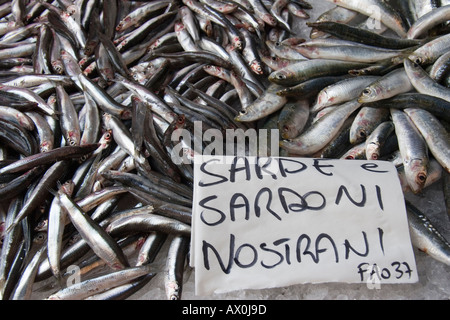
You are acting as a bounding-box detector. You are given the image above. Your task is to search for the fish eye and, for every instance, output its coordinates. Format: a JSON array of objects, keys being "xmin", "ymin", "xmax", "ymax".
[
  {"xmin": 362, "ymin": 89, "xmax": 371, "ymax": 95},
  {"xmin": 358, "ymin": 130, "xmax": 367, "ymax": 139},
  {"xmin": 239, "ymin": 109, "xmax": 247, "ymax": 115},
  {"xmin": 417, "ymin": 173, "xmax": 427, "ymax": 183},
  {"xmin": 276, "ymin": 74, "xmax": 285, "ymax": 80},
  {"xmin": 414, "ymin": 57, "xmax": 422, "ymax": 65}
]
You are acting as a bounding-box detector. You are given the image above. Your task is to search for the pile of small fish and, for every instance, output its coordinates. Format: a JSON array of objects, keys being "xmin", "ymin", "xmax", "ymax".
[{"xmin": 0, "ymin": 0, "xmax": 448, "ymax": 300}]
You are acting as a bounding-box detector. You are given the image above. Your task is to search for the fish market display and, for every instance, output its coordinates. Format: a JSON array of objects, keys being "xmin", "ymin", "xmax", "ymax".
[{"xmin": 0, "ymin": 0, "xmax": 449, "ymax": 300}]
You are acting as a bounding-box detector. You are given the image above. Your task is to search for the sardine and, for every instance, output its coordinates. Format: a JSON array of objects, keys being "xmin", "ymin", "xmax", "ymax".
[
  {"xmin": 280, "ymin": 99, "xmax": 361, "ymax": 156},
  {"xmin": 391, "ymin": 108, "xmax": 429, "ymax": 194},
  {"xmin": 404, "ymin": 108, "xmax": 450, "ymax": 173},
  {"xmin": 278, "ymin": 99, "xmax": 310, "ymax": 140},
  {"xmin": 404, "ymin": 58, "xmax": 450, "ymax": 102},
  {"xmin": 235, "ymin": 84, "xmax": 287, "ymax": 122},
  {"xmin": 358, "ymin": 68, "xmax": 413, "ymax": 103},
  {"xmin": 312, "ymin": 76, "xmax": 379, "ymax": 112},
  {"xmin": 322, "ymin": 0, "xmax": 408, "ymax": 37},
  {"xmin": 406, "ymin": 200, "xmax": 450, "ymax": 266},
  {"xmin": 407, "ymin": 4, "xmax": 450, "ymax": 39},
  {"xmin": 268, "ymin": 59, "xmax": 369, "ymax": 86}
]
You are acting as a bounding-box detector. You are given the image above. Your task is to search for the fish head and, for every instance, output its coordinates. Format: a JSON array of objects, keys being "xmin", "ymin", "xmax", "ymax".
[
  {"xmin": 268, "ymin": 70, "xmax": 288, "ymax": 84},
  {"xmin": 235, "ymin": 108, "xmax": 249, "ymax": 122},
  {"xmin": 358, "ymin": 86, "xmax": 379, "ymax": 103},
  {"xmin": 365, "ymin": 143, "xmax": 380, "ymax": 160},
  {"xmin": 40, "ymin": 141, "xmax": 53, "ymax": 153},
  {"xmin": 262, "ymin": 13, "xmax": 277, "ymax": 27},
  {"xmin": 405, "ymin": 159, "xmax": 428, "ymax": 194},
  {"xmin": 280, "ymin": 124, "xmax": 297, "ymax": 140},
  {"xmin": 51, "ymin": 60, "xmax": 64, "ymax": 74},
  {"xmin": 60, "ymin": 180, "xmax": 76, "ymax": 197},
  {"xmin": 174, "ymin": 21, "xmax": 185, "ymax": 33},
  {"xmin": 231, "ymin": 36, "xmax": 243, "ymax": 50},
  {"xmin": 316, "ymin": 90, "xmax": 329, "ymax": 108},
  {"xmin": 408, "ymin": 54, "xmax": 425, "ymax": 66},
  {"xmin": 67, "ymin": 131, "xmax": 80, "ymax": 146},
  {"xmin": 250, "ymin": 60, "xmax": 264, "ymax": 75},
  {"xmin": 33, "ymin": 232, "xmax": 47, "ymax": 247},
  {"xmin": 165, "ymin": 281, "xmax": 181, "ymax": 300}
]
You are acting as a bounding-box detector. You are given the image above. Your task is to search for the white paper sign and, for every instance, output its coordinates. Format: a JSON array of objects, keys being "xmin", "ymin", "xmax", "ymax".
[{"xmin": 191, "ymin": 156, "xmax": 418, "ymax": 295}]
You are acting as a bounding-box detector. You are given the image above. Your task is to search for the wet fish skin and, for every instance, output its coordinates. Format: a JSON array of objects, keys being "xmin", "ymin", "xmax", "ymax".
[
  {"xmin": 391, "ymin": 108, "xmax": 429, "ymax": 194},
  {"xmin": 47, "ymin": 180, "xmax": 75, "ymax": 285},
  {"xmin": 404, "ymin": 108, "xmax": 450, "ymax": 173},
  {"xmin": 46, "ymin": 265, "xmax": 154, "ymax": 300},
  {"xmin": 280, "ymin": 99, "xmax": 361, "ymax": 156},
  {"xmin": 0, "ymin": 144, "xmax": 99, "ymax": 176},
  {"xmin": 361, "ymin": 92, "xmax": 450, "ymax": 123},
  {"xmin": 323, "ymin": 0, "xmax": 408, "ymax": 37},
  {"xmin": 306, "ymin": 21, "xmax": 420, "ymax": 49},
  {"xmin": 349, "ymin": 106, "xmax": 390, "ymax": 145},
  {"xmin": 105, "ymin": 212, "xmax": 192, "ymax": 239},
  {"xmin": 406, "ymin": 200, "xmax": 450, "ymax": 266},
  {"xmin": 268, "ymin": 59, "xmax": 369, "ymax": 86},
  {"xmin": 58, "ymin": 190, "xmax": 130, "ymax": 271},
  {"xmin": 404, "ymin": 58, "xmax": 450, "ymax": 102},
  {"xmin": 407, "ymin": 4, "xmax": 450, "ymax": 39},
  {"xmin": 235, "ymin": 83, "xmax": 287, "ymax": 122},
  {"xmin": 358, "ymin": 68, "xmax": 413, "ymax": 104},
  {"xmin": 365, "ymin": 121, "xmax": 395, "ymax": 160},
  {"xmin": 312, "ymin": 75, "xmax": 379, "ymax": 112},
  {"xmin": 165, "ymin": 236, "xmax": 189, "ymax": 300},
  {"xmin": 278, "ymin": 99, "xmax": 310, "ymax": 140},
  {"xmin": 10, "ymin": 245, "xmax": 46, "ymax": 300}
]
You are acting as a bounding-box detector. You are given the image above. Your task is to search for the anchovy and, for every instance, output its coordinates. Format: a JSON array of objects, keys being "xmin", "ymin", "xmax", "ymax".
[
  {"xmin": 105, "ymin": 212, "xmax": 192, "ymax": 238},
  {"xmin": 165, "ymin": 236, "xmax": 189, "ymax": 300},
  {"xmin": 10, "ymin": 245, "xmax": 46, "ymax": 300},
  {"xmin": 296, "ymin": 44, "xmax": 410, "ymax": 64},
  {"xmin": 46, "ymin": 265, "xmax": 154, "ymax": 300},
  {"xmin": 0, "ymin": 144, "xmax": 98, "ymax": 175},
  {"xmin": 0, "ymin": 0, "xmax": 447, "ymax": 301},
  {"xmin": 57, "ymin": 190, "xmax": 130, "ymax": 271},
  {"xmin": 47, "ymin": 180, "xmax": 74, "ymax": 284}
]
